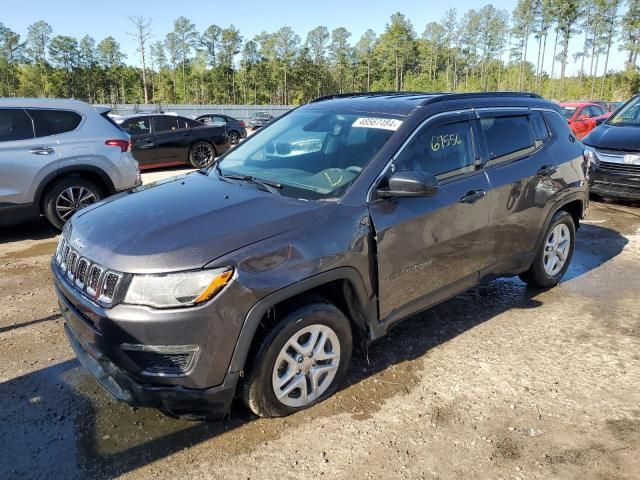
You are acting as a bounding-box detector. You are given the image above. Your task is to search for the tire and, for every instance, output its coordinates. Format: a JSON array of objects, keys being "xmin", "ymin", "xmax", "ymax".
[
  {"xmin": 241, "ymin": 298, "xmax": 353, "ymax": 418},
  {"xmin": 519, "ymin": 210, "xmax": 576, "ymax": 289},
  {"xmin": 43, "ymin": 177, "xmax": 103, "ymax": 230},
  {"xmin": 188, "ymin": 141, "xmax": 216, "ymax": 168},
  {"xmin": 228, "ymin": 131, "xmax": 241, "ymax": 145}
]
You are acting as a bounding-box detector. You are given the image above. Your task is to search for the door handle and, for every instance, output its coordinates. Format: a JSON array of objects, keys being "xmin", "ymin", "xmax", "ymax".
[
  {"xmin": 459, "ymin": 190, "xmax": 486, "ymax": 204},
  {"xmin": 537, "ymin": 165, "xmax": 557, "ymax": 177},
  {"xmin": 29, "ymin": 147, "xmax": 55, "ymax": 155}
]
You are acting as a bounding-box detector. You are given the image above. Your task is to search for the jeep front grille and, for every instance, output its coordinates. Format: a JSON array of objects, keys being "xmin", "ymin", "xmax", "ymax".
[{"xmin": 55, "ymin": 236, "xmax": 123, "ymax": 307}]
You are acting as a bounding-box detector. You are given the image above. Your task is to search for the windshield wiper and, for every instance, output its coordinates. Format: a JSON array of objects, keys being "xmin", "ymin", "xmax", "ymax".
[{"xmin": 219, "ymin": 172, "xmax": 283, "ymax": 195}]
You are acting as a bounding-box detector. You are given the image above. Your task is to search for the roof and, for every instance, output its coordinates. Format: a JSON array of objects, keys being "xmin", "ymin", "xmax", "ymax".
[
  {"xmin": 0, "ymin": 97, "xmax": 99, "ymax": 113},
  {"xmin": 307, "ymin": 92, "xmax": 544, "ymax": 116}
]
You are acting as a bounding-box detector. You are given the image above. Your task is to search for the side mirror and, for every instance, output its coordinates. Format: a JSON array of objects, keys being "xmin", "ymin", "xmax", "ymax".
[{"xmin": 378, "ymin": 171, "xmax": 439, "ymax": 198}]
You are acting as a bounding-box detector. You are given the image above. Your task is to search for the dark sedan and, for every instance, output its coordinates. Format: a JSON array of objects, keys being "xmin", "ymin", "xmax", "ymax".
[
  {"xmin": 117, "ymin": 114, "xmax": 230, "ymax": 170},
  {"xmin": 195, "ymin": 113, "xmax": 247, "ymax": 145},
  {"xmin": 583, "ymin": 94, "xmax": 640, "ymax": 201}
]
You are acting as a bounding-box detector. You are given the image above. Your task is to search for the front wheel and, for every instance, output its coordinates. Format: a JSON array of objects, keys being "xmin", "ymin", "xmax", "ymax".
[
  {"xmin": 188, "ymin": 141, "xmax": 216, "ymax": 168},
  {"xmin": 519, "ymin": 210, "xmax": 576, "ymax": 288},
  {"xmin": 241, "ymin": 299, "xmax": 352, "ymax": 417}
]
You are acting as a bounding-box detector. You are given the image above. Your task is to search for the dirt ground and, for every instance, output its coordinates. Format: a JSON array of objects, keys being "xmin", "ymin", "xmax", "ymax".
[{"xmin": 1, "ymin": 178, "xmax": 639, "ymax": 479}]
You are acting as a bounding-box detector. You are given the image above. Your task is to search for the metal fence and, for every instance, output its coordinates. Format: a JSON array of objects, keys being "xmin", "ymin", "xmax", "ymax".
[{"xmin": 98, "ymin": 104, "xmax": 295, "ymax": 121}]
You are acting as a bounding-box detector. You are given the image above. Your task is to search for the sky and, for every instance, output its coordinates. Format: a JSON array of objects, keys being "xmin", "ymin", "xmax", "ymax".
[{"xmin": 2, "ymin": 0, "xmax": 628, "ymax": 78}]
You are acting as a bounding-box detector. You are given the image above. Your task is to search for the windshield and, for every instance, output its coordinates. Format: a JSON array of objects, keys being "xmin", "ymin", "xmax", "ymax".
[
  {"xmin": 608, "ymin": 96, "xmax": 640, "ymax": 126},
  {"xmin": 213, "ymin": 109, "xmax": 399, "ymax": 200},
  {"xmin": 253, "ymin": 112, "xmax": 270, "ymax": 119},
  {"xmin": 561, "ymin": 107, "xmax": 576, "ymax": 120}
]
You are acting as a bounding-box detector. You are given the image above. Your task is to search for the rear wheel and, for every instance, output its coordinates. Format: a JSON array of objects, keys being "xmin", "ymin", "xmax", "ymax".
[
  {"xmin": 519, "ymin": 210, "xmax": 575, "ymax": 288},
  {"xmin": 228, "ymin": 131, "xmax": 240, "ymax": 145},
  {"xmin": 241, "ymin": 299, "xmax": 352, "ymax": 417},
  {"xmin": 43, "ymin": 177, "xmax": 103, "ymax": 230},
  {"xmin": 188, "ymin": 141, "xmax": 216, "ymax": 168}
]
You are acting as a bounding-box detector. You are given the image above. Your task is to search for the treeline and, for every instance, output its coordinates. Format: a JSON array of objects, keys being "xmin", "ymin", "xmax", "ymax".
[{"xmin": 1, "ymin": 1, "xmax": 640, "ymax": 106}]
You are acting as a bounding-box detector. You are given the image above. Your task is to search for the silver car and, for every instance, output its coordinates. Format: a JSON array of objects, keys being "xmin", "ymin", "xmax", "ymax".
[{"xmin": 0, "ymin": 98, "xmax": 140, "ymax": 230}]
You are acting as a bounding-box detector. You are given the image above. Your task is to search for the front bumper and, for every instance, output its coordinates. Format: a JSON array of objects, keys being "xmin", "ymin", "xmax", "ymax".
[
  {"xmin": 592, "ymin": 169, "xmax": 640, "ymax": 200},
  {"xmin": 52, "ymin": 260, "xmax": 249, "ymax": 415},
  {"xmin": 65, "ymin": 322, "xmax": 237, "ymax": 416}
]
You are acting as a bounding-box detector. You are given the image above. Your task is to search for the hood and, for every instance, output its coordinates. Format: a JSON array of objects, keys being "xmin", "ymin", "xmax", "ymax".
[
  {"xmin": 69, "ymin": 173, "xmax": 324, "ymax": 273},
  {"xmin": 582, "ymin": 124, "xmax": 640, "ymax": 151}
]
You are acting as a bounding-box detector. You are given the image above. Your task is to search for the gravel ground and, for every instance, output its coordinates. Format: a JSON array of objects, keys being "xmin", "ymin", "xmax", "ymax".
[{"xmin": 0, "ymin": 182, "xmax": 639, "ymax": 479}]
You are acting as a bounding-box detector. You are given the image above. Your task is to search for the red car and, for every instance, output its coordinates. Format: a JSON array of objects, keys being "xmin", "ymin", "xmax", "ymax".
[{"xmin": 560, "ymin": 102, "xmax": 611, "ymax": 139}]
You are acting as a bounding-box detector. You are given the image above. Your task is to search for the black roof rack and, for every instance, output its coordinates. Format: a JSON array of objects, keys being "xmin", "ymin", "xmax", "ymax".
[
  {"xmin": 311, "ymin": 91, "xmax": 438, "ymax": 103},
  {"xmin": 311, "ymin": 91, "xmax": 542, "ymax": 104},
  {"xmin": 419, "ymin": 91, "xmax": 542, "ymax": 106}
]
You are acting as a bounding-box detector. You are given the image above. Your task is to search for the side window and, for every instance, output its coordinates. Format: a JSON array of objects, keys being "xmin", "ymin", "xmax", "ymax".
[
  {"xmin": 581, "ymin": 107, "xmax": 594, "ymax": 118},
  {"xmin": 123, "ymin": 118, "xmax": 151, "ymax": 135},
  {"xmin": 592, "ymin": 106, "xmax": 606, "ymax": 116},
  {"xmin": 153, "ymin": 116, "xmax": 179, "ymax": 132},
  {"xmin": 211, "ymin": 116, "xmax": 226, "ymax": 123},
  {"xmin": 0, "ymin": 109, "xmax": 34, "ymax": 142},
  {"xmin": 481, "ymin": 115, "xmax": 534, "ymax": 165},
  {"xmin": 530, "ymin": 111, "xmax": 550, "ymax": 144},
  {"xmin": 395, "ymin": 120, "xmax": 475, "ymax": 180},
  {"xmin": 176, "ymin": 117, "xmax": 191, "ymax": 129},
  {"xmin": 28, "ymin": 109, "xmax": 82, "ymax": 137},
  {"xmin": 186, "ymin": 118, "xmax": 203, "ymax": 128}
]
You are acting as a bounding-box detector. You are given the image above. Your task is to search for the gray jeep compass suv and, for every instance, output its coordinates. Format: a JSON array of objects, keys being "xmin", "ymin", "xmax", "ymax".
[
  {"xmin": 0, "ymin": 98, "xmax": 140, "ymax": 229},
  {"xmin": 52, "ymin": 92, "xmax": 588, "ymax": 419}
]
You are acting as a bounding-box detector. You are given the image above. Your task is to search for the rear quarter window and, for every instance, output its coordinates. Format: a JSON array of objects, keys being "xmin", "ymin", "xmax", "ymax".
[
  {"xmin": 530, "ymin": 111, "xmax": 550, "ymax": 143},
  {"xmin": 28, "ymin": 109, "xmax": 82, "ymax": 137}
]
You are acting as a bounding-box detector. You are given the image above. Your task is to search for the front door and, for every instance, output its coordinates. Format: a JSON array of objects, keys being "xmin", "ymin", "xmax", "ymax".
[
  {"xmin": 123, "ymin": 117, "xmax": 156, "ymax": 167},
  {"xmin": 369, "ymin": 112, "xmax": 493, "ymax": 325}
]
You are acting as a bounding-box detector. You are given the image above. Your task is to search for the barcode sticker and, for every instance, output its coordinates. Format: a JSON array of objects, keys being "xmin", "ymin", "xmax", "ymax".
[{"xmin": 352, "ymin": 117, "xmax": 403, "ymax": 131}]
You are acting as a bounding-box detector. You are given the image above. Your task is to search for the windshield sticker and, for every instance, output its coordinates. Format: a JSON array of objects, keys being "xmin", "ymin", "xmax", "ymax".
[{"xmin": 352, "ymin": 117, "xmax": 403, "ymax": 131}]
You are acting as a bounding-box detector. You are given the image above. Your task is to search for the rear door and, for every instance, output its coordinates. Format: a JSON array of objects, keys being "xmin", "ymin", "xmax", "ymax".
[
  {"xmin": 152, "ymin": 116, "xmax": 192, "ymax": 163},
  {"xmin": 478, "ymin": 109, "xmax": 557, "ymax": 275},
  {"xmin": 27, "ymin": 108, "xmax": 86, "ymax": 165},
  {"xmin": 122, "ymin": 117, "xmax": 155, "ymax": 167},
  {"xmin": 0, "ymin": 108, "xmax": 58, "ymax": 205},
  {"xmin": 369, "ymin": 112, "xmax": 493, "ymax": 325}
]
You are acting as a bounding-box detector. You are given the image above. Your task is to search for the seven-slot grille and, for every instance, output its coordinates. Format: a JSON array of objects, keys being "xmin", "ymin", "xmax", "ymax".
[{"xmin": 55, "ymin": 236, "xmax": 123, "ymax": 306}]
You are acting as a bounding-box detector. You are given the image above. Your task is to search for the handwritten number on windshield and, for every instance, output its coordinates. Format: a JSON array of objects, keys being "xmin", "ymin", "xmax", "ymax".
[{"xmin": 431, "ymin": 133, "xmax": 463, "ymax": 152}]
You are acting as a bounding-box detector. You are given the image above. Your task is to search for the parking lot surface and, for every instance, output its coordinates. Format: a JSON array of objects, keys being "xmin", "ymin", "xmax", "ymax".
[{"xmin": 1, "ymin": 178, "xmax": 639, "ymax": 478}]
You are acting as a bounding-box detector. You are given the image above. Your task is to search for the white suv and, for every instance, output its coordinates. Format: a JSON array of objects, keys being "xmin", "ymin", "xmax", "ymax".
[{"xmin": 0, "ymin": 98, "xmax": 140, "ymax": 229}]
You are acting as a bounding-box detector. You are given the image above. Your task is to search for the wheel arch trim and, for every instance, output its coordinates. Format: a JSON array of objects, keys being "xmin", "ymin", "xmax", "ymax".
[
  {"xmin": 227, "ymin": 267, "xmax": 376, "ymax": 374},
  {"xmin": 533, "ymin": 192, "xmax": 585, "ymax": 255},
  {"xmin": 35, "ymin": 165, "xmax": 116, "ymax": 210}
]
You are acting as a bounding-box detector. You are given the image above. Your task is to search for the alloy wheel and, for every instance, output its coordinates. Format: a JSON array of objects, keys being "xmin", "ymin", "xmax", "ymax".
[
  {"xmin": 55, "ymin": 186, "xmax": 97, "ymax": 222},
  {"xmin": 271, "ymin": 324, "xmax": 341, "ymax": 408},
  {"xmin": 191, "ymin": 143, "xmax": 214, "ymax": 167},
  {"xmin": 543, "ymin": 223, "xmax": 571, "ymax": 276},
  {"xmin": 229, "ymin": 132, "xmax": 240, "ymax": 144}
]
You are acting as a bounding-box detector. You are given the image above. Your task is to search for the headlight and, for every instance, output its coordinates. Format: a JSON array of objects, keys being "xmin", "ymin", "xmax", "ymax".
[
  {"xmin": 124, "ymin": 268, "xmax": 233, "ymax": 308},
  {"xmin": 583, "ymin": 146, "xmax": 598, "ymax": 167}
]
